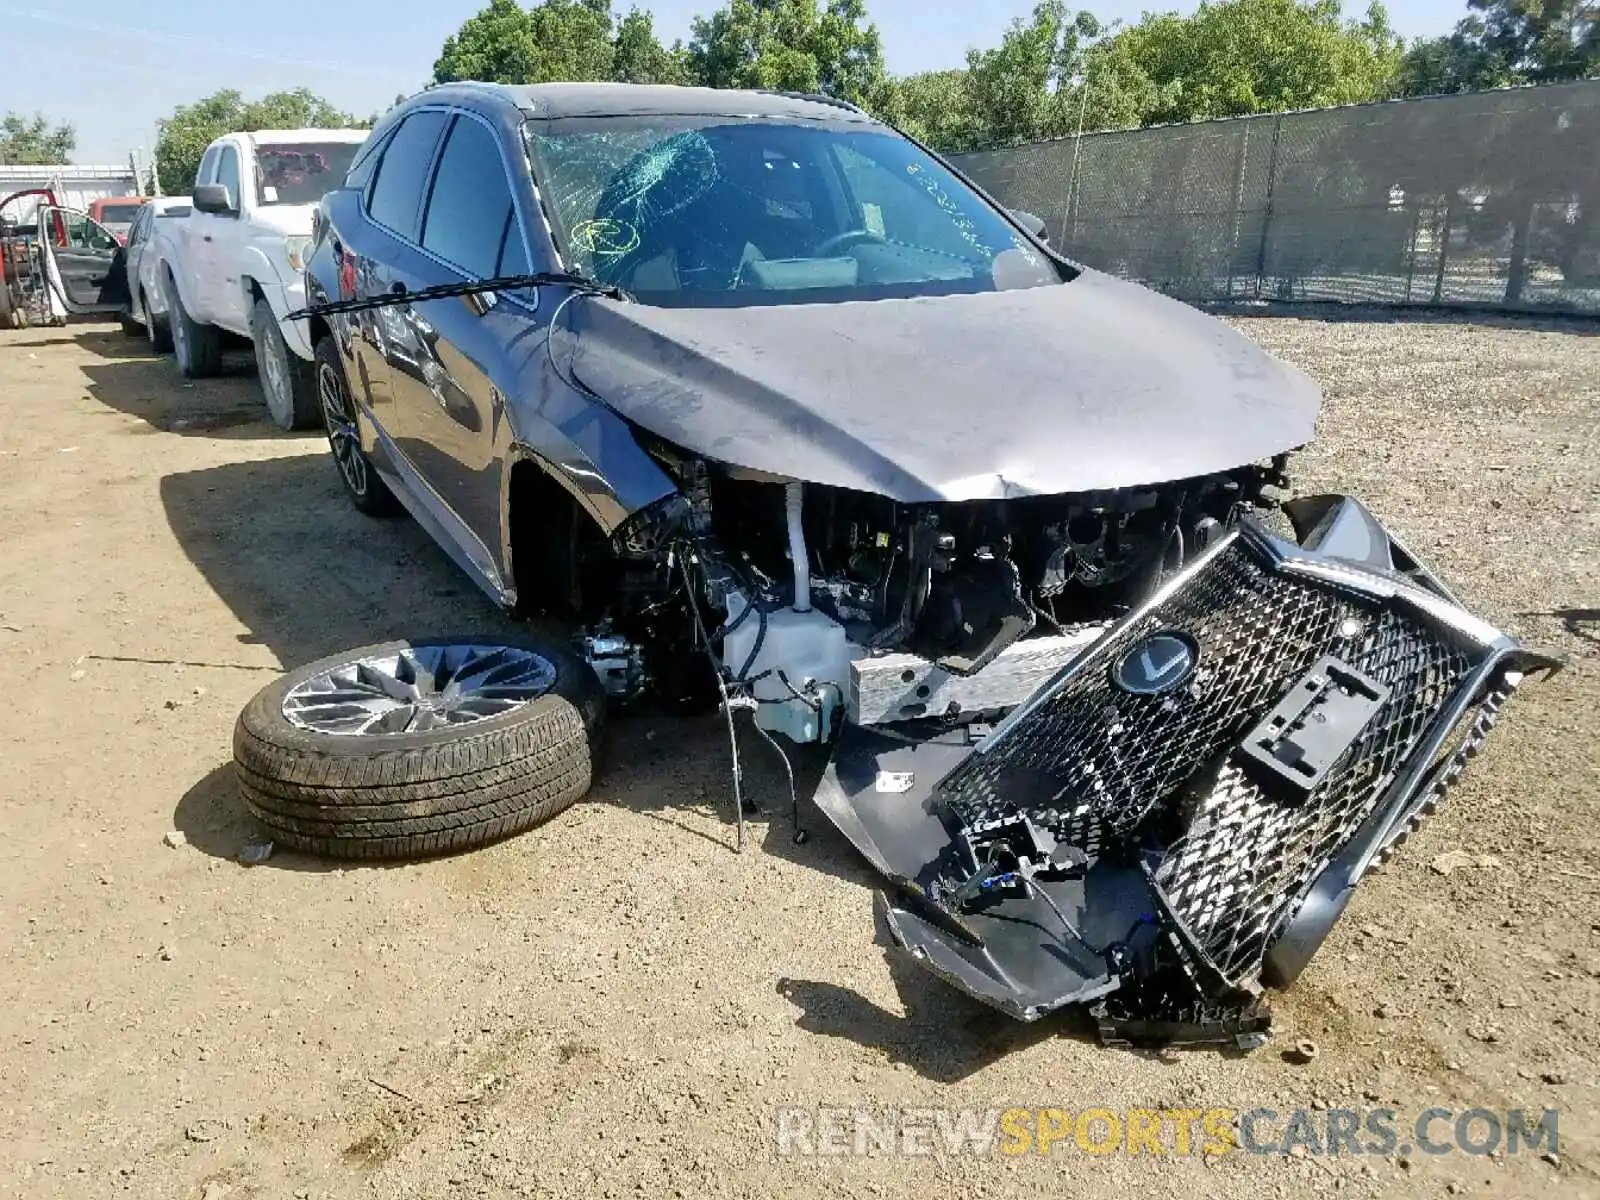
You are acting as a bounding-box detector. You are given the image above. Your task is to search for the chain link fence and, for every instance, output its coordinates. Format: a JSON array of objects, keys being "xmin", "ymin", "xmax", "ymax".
[{"xmin": 953, "ymin": 80, "xmax": 1600, "ymax": 314}]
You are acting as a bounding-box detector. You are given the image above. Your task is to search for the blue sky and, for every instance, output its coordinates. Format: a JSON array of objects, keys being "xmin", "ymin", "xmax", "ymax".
[{"xmin": 2, "ymin": 0, "xmax": 1469, "ymax": 166}]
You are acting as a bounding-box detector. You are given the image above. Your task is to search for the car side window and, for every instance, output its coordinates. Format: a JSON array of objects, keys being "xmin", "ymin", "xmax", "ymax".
[
  {"xmin": 366, "ymin": 110, "xmax": 449, "ymax": 242},
  {"xmin": 196, "ymin": 146, "xmax": 220, "ymax": 189},
  {"xmin": 344, "ymin": 126, "xmax": 390, "ymax": 192},
  {"xmin": 128, "ymin": 206, "xmax": 150, "ymax": 246},
  {"xmin": 215, "ymin": 146, "xmax": 241, "ymax": 210},
  {"xmin": 497, "ymin": 210, "xmax": 529, "ymax": 276},
  {"xmin": 420, "ymin": 115, "xmax": 524, "ymax": 279}
]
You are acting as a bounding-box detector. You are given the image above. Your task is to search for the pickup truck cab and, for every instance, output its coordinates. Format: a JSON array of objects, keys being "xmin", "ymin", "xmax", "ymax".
[{"xmin": 154, "ymin": 128, "xmax": 369, "ymax": 430}]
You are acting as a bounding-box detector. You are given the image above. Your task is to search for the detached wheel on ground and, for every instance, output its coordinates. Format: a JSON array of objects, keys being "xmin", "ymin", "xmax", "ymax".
[
  {"xmin": 163, "ymin": 269, "xmax": 221, "ymax": 377},
  {"xmin": 315, "ymin": 336, "xmax": 401, "ymax": 516},
  {"xmin": 234, "ymin": 637, "xmax": 606, "ymax": 860},
  {"xmin": 253, "ymin": 297, "xmax": 317, "ymax": 431}
]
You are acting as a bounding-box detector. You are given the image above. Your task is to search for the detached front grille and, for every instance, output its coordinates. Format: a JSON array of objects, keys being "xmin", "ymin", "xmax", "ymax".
[{"xmin": 937, "ymin": 535, "xmax": 1477, "ymax": 985}]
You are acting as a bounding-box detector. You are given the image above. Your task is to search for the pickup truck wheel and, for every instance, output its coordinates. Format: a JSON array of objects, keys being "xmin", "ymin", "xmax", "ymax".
[
  {"xmin": 163, "ymin": 269, "xmax": 221, "ymax": 377},
  {"xmin": 141, "ymin": 287, "xmax": 173, "ymax": 353},
  {"xmin": 316, "ymin": 337, "xmax": 401, "ymax": 516},
  {"xmin": 232, "ymin": 636, "xmax": 606, "ymax": 860},
  {"xmin": 253, "ymin": 297, "xmax": 318, "ymax": 431}
]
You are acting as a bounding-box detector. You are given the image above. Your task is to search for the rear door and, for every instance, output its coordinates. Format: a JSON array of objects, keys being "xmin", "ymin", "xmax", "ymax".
[
  {"xmin": 36, "ymin": 206, "xmax": 127, "ymax": 314},
  {"xmin": 192, "ymin": 143, "xmax": 243, "ymax": 320},
  {"xmin": 173, "ymin": 146, "xmax": 221, "ymax": 314}
]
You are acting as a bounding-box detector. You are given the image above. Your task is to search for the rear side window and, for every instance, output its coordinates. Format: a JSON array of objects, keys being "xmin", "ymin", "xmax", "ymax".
[
  {"xmin": 366, "ymin": 110, "xmax": 449, "ymax": 241},
  {"xmin": 420, "ymin": 115, "xmax": 523, "ymax": 279},
  {"xmin": 196, "ymin": 145, "xmax": 220, "ymax": 188},
  {"xmin": 215, "ymin": 146, "xmax": 241, "ymax": 209},
  {"xmin": 344, "ymin": 126, "xmax": 390, "ymax": 191}
]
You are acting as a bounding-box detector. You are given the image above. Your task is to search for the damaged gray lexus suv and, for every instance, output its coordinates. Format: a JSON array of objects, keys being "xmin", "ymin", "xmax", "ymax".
[{"xmin": 278, "ymin": 82, "xmax": 1556, "ymax": 1047}]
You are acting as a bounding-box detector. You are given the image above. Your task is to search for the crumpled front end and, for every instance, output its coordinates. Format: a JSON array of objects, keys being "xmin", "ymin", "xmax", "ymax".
[{"xmin": 813, "ymin": 496, "xmax": 1559, "ymax": 1047}]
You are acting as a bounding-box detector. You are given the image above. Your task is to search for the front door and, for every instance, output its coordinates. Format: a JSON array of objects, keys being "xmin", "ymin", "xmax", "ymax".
[{"xmin": 37, "ymin": 207, "xmax": 127, "ymax": 314}]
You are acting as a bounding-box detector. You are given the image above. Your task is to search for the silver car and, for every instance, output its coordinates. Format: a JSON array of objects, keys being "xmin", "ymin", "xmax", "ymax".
[{"xmin": 120, "ymin": 195, "xmax": 191, "ymax": 349}]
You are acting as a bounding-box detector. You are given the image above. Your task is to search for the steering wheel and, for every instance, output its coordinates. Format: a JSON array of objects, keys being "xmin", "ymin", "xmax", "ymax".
[{"xmin": 812, "ymin": 229, "xmax": 885, "ymax": 257}]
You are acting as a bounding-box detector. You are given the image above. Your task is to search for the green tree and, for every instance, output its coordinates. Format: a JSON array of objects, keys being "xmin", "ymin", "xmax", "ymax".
[
  {"xmin": 687, "ymin": 0, "xmax": 888, "ymax": 105},
  {"xmin": 1394, "ymin": 0, "xmax": 1600, "ymax": 96},
  {"xmin": 0, "ymin": 112, "xmax": 75, "ymax": 165},
  {"xmin": 613, "ymin": 7, "xmax": 691, "ymax": 83},
  {"xmin": 154, "ymin": 89, "xmax": 361, "ymax": 193},
  {"xmin": 1109, "ymin": 0, "xmax": 1403, "ymax": 126},
  {"xmin": 962, "ymin": 3, "xmax": 1104, "ymax": 148},
  {"xmin": 879, "ymin": 69, "xmax": 982, "ymax": 150},
  {"xmin": 434, "ymin": 0, "xmax": 616, "ymax": 84}
]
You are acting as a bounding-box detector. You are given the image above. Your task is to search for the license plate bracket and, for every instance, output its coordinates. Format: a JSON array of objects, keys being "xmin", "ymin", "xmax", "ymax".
[{"xmin": 1236, "ymin": 655, "xmax": 1390, "ymax": 797}]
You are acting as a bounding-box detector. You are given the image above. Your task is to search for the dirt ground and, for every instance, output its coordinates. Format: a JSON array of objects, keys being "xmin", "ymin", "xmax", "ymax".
[{"xmin": 1, "ymin": 314, "xmax": 1596, "ymax": 1200}]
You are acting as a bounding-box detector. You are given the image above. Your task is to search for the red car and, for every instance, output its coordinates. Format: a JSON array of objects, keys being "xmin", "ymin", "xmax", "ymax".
[{"xmin": 88, "ymin": 195, "xmax": 149, "ymax": 245}]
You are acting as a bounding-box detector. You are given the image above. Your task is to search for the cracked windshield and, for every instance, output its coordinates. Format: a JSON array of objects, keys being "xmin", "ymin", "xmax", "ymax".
[{"xmin": 525, "ymin": 118, "xmax": 1060, "ymax": 305}]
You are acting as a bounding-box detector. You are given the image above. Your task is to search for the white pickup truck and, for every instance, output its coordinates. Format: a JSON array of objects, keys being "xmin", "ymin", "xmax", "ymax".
[{"xmin": 154, "ymin": 128, "xmax": 369, "ymax": 430}]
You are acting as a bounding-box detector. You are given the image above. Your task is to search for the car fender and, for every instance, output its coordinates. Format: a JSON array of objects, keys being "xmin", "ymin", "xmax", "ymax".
[{"xmin": 156, "ymin": 243, "xmax": 204, "ymax": 321}]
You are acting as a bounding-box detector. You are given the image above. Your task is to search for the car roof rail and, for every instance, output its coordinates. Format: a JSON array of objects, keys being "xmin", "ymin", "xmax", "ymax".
[{"xmin": 764, "ymin": 90, "xmax": 869, "ymax": 116}]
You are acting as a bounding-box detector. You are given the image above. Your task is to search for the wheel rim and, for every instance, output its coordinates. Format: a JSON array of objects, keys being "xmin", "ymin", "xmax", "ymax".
[
  {"xmin": 283, "ymin": 643, "xmax": 558, "ymax": 736},
  {"xmin": 318, "ymin": 360, "xmax": 368, "ymax": 496},
  {"xmin": 260, "ymin": 324, "xmax": 291, "ymax": 423},
  {"xmin": 167, "ymin": 282, "xmax": 188, "ymax": 362}
]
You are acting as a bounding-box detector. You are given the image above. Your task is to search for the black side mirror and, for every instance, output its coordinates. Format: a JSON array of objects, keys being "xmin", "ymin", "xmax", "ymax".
[
  {"xmin": 1011, "ymin": 210, "xmax": 1049, "ymax": 243},
  {"xmin": 194, "ymin": 183, "xmax": 237, "ymax": 216}
]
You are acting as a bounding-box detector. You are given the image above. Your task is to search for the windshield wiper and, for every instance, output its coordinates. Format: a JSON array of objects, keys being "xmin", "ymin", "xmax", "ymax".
[{"xmin": 285, "ymin": 272, "xmax": 631, "ymax": 321}]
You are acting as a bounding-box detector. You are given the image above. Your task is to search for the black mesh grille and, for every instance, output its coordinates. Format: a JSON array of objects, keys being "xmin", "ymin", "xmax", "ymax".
[{"xmin": 937, "ymin": 539, "xmax": 1476, "ymax": 984}]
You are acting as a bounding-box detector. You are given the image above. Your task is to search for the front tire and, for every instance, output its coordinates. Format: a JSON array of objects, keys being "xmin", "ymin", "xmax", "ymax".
[
  {"xmin": 233, "ymin": 637, "xmax": 606, "ymax": 860},
  {"xmin": 163, "ymin": 269, "xmax": 221, "ymax": 378},
  {"xmin": 315, "ymin": 336, "xmax": 400, "ymax": 517},
  {"xmin": 253, "ymin": 297, "xmax": 317, "ymax": 431}
]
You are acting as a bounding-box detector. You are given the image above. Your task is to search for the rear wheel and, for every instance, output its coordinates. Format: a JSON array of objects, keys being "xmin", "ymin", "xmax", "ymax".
[
  {"xmin": 253, "ymin": 297, "xmax": 317, "ymax": 431},
  {"xmin": 316, "ymin": 336, "xmax": 400, "ymax": 516},
  {"xmin": 233, "ymin": 636, "xmax": 606, "ymax": 860},
  {"xmin": 163, "ymin": 269, "xmax": 221, "ymax": 378},
  {"xmin": 142, "ymin": 287, "xmax": 173, "ymax": 352}
]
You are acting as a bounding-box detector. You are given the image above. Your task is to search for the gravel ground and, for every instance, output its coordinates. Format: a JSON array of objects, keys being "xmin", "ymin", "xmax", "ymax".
[{"xmin": 0, "ymin": 315, "xmax": 1596, "ymax": 1200}]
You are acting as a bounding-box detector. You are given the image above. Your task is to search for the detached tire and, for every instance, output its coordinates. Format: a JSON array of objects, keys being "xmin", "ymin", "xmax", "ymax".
[{"xmin": 233, "ymin": 636, "xmax": 605, "ymax": 860}]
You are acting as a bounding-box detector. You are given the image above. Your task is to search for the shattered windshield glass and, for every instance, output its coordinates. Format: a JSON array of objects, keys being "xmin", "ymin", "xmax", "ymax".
[{"xmin": 524, "ymin": 116, "xmax": 1061, "ymax": 305}]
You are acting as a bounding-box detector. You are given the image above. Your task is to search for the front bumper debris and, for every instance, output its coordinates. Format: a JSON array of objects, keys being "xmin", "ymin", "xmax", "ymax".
[{"xmin": 814, "ymin": 496, "xmax": 1559, "ymax": 1048}]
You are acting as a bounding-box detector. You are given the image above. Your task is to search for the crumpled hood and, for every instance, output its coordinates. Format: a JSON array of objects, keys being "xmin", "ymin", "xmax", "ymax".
[{"xmin": 569, "ymin": 268, "xmax": 1321, "ymax": 502}]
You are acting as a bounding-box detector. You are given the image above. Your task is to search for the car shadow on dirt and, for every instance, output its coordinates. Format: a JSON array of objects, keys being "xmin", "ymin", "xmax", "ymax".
[
  {"xmin": 75, "ymin": 331, "xmax": 275, "ymax": 438},
  {"xmin": 773, "ymin": 960, "xmax": 1100, "ymax": 1082},
  {"xmin": 160, "ymin": 453, "xmax": 520, "ymax": 669}
]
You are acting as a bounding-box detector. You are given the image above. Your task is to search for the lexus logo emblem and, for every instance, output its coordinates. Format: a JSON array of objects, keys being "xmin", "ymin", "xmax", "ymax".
[{"xmin": 1112, "ymin": 631, "xmax": 1199, "ymax": 695}]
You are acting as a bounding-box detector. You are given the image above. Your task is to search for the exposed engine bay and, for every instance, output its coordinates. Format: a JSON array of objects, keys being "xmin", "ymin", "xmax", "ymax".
[{"xmin": 580, "ymin": 450, "xmax": 1293, "ymax": 750}]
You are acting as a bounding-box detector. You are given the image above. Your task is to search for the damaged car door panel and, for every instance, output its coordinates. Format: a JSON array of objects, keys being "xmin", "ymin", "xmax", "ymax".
[{"xmin": 292, "ymin": 84, "xmax": 1556, "ymax": 1046}]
